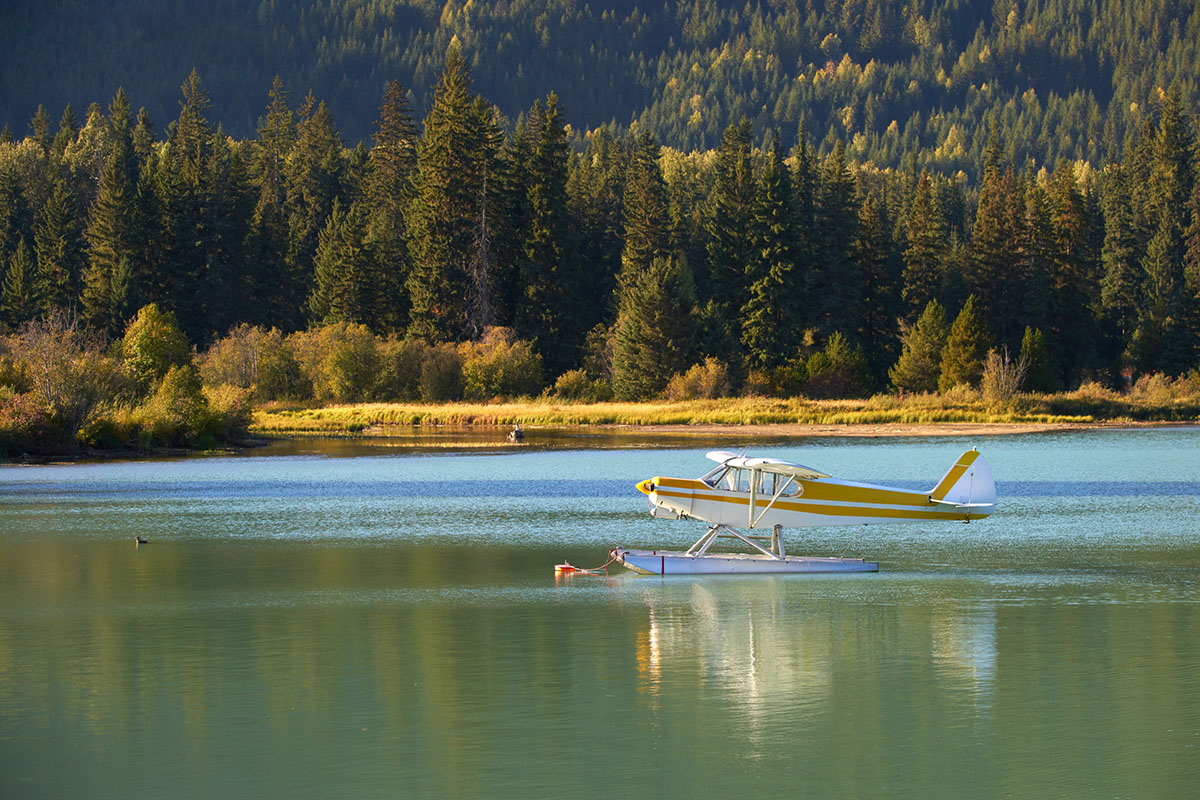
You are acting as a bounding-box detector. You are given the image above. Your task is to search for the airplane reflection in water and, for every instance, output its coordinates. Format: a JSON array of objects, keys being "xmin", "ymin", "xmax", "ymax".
[{"xmin": 632, "ymin": 581, "xmax": 998, "ymax": 730}]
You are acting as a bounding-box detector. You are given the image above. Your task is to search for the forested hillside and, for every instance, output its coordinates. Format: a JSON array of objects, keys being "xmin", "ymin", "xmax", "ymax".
[
  {"xmin": 3, "ymin": 3, "xmax": 1200, "ymax": 456},
  {"xmin": 3, "ymin": 0, "xmax": 1199, "ymax": 171}
]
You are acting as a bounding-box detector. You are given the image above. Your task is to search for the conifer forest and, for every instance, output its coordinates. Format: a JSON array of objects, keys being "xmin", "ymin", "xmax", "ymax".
[{"xmin": 3, "ymin": 1, "xmax": 1200, "ymax": 453}]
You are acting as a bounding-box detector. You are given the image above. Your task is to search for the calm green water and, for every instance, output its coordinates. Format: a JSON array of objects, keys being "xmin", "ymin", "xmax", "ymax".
[{"xmin": 2, "ymin": 429, "xmax": 1199, "ymax": 799}]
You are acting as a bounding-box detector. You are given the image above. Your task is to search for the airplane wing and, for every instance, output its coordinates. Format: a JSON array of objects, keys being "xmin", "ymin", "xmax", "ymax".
[{"xmin": 704, "ymin": 451, "xmax": 831, "ymax": 480}]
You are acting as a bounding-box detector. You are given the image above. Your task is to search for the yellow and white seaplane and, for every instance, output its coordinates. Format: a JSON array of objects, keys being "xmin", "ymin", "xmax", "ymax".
[{"xmin": 611, "ymin": 448, "xmax": 995, "ymax": 574}]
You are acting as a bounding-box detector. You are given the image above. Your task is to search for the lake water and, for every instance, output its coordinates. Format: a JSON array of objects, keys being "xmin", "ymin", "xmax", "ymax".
[{"xmin": 2, "ymin": 429, "xmax": 1199, "ymax": 799}]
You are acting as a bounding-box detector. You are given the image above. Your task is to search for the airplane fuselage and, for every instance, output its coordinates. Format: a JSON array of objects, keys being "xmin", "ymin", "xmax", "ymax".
[{"xmin": 639, "ymin": 474, "xmax": 992, "ymax": 529}]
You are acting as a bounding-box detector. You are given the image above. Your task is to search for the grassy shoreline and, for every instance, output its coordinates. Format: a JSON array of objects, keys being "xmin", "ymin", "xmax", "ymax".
[{"xmin": 249, "ymin": 388, "xmax": 1200, "ymax": 437}]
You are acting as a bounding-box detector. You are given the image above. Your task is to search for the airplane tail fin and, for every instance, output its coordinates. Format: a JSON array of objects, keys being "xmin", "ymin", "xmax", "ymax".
[{"xmin": 928, "ymin": 448, "xmax": 996, "ymax": 513}]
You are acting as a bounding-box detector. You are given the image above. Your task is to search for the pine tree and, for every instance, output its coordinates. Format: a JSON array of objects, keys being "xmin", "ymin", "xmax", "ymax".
[
  {"xmin": 704, "ymin": 118, "xmax": 757, "ymax": 312},
  {"xmin": 939, "ymin": 295, "xmax": 992, "ymax": 391},
  {"xmin": 889, "ymin": 299, "xmax": 948, "ymax": 393},
  {"xmin": 901, "ymin": 171, "xmax": 946, "ymax": 321},
  {"xmin": 0, "ymin": 159, "xmax": 30, "ymax": 265},
  {"xmin": 1, "ymin": 238, "xmax": 40, "ymax": 325},
  {"xmin": 613, "ymin": 256, "xmax": 696, "ymax": 399},
  {"xmin": 741, "ymin": 132, "xmax": 799, "ymax": 369},
  {"xmin": 132, "ymin": 107, "xmax": 155, "ymax": 164}
]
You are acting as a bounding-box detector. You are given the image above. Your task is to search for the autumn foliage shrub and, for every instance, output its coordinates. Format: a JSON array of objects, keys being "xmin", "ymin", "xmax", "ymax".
[
  {"xmin": 459, "ymin": 328, "xmax": 543, "ymax": 400},
  {"xmin": 664, "ymin": 358, "xmax": 731, "ymax": 400}
]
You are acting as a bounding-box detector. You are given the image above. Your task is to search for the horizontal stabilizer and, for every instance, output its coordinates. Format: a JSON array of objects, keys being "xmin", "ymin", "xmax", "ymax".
[{"xmin": 929, "ymin": 448, "xmax": 996, "ymax": 511}]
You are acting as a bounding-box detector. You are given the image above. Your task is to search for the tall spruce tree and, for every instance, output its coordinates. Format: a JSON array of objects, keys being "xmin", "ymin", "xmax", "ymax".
[
  {"xmin": 567, "ymin": 125, "xmax": 627, "ymax": 331},
  {"xmin": 284, "ymin": 92, "xmax": 345, "ymax": 328},
  {"xmin": 1019, "ymin": 326, "xmax": 1057, "ymax": 393}
]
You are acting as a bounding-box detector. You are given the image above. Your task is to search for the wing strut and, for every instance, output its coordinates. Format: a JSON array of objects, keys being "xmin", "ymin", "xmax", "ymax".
[{"xmin": 749, "ymin": 472, "xmax": 796, "ymax": 529}]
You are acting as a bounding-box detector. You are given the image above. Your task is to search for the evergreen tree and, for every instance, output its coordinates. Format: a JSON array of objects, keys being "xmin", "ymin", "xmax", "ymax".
[
  {"xmin": 1, "ymin": 238, "xmax": 40, "ymax": 325},
  {"xmin": 405, "ymin": 46, "xmax": 497, "ymax": 341},
  {"xmin": 364, "ymin": 80, "xmax": 418, "ymax": 332},
  {"xmin": 199, "ymin": 130, "xmax": 253, "ymax": 339},
  {"xmin": 704, "ymin": 118, "xmax": 756, "ymax": 311},
  {"xmin": 132, "ymin": 107, "xmax": 155, "ymax": 164},
  {"xmin": 285, "ymin": 92, "xmax": 346, "ymax": 329},
  {"xmin": 613, "ymin": 256, "xmax": 696, "ymax": 399},
  {"xmin": 310, "ymin": 200, "xmax": 377, "ymax": 327},
  {"xmin": 811, "ymin": 140, "xmax": 859, "ymax": 341},
  {"xmin": 1047, "ymin": 162, "xmax": 1100, "ymax": 385},
  {"xmin": 741, "ymin": 132, "xmax": 799, "ymax": 369},
  {"xmin": 50, "ymin": 103, "xmax": 78, "ymax": 161},
  {"xmin": 901, "ymin": 171, "xmax": 946, "ymax": 321},
  {"xmin": 790, "ymin": 123, "xmax": 819, "ymax": 329},
  {"xmin": 0, "ymin": 159, "xmax": 30, "ymax": 263},
  {"xmin": 34, "ymin": 176, "xmax": 86, "ymax": 313},
  {"xmin": 854, "ymin": 193, "xmax": 902, "ymax": 385},
  {"xmin": 567, "ymin": 125, "xmax": 627, "ymax": 331},
  {"xmin": 889, "ymin": 299, "xmax": 948, "ymax": 393},
  {"xmin": 1019, "ymin": 327, "xmax": 1057, "ymax": 393},
  {"xmin": 516, "ymin": 93, "xmax": 581, "ymax": 376},
  {"xmin": 1017, "ymin": 174, "xmax": 1054, "ymax": 337},
  {"xmin": 617, "ymin": 130, "xmax": 671, "ymax": 295},
  {"xmin": 29, "ymin": 105, "xmax": 51, "ymax": 154},
  {"xmin": 967, "ymin": 142, "xmax": 1024, "ymax": 347},
  {"xmin": 939, "ymin": 295, "xmax": 992, "ymax": 390},
  {"xmin": 82, "ymin": 88, "xmax": 140, "ymax": 336},
  {"xmin": 248, "ymin": 76, "xmax": 297, "ymax": 329}
]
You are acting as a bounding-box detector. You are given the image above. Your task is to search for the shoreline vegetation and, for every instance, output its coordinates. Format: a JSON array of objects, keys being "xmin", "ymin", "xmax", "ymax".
[
  {"xmin": 252, "ymin": 389, "xmax": 1200, "ymax": 438},
  {"xmin": 4, "ymin": 308, "xmax": 1200, "ymax": 462}
]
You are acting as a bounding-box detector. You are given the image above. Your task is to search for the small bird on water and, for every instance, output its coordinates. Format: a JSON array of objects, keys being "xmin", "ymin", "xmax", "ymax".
[{"xmin": 135, "ymin": 536, "xmax": 147, "ymax": 546}]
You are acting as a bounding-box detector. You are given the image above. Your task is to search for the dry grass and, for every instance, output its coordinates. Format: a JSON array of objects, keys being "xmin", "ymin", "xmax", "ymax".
[{"xmin": 250, "ymin": 392, "xmax": 1107, "ymax": 435}]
